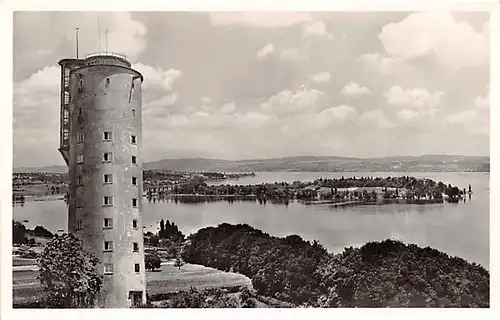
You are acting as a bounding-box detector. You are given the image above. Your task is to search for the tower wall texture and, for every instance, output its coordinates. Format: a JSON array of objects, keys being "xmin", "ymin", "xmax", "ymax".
[{"xmin": 66, "ymin": 61, "xmax": 146, "ymax": 308}]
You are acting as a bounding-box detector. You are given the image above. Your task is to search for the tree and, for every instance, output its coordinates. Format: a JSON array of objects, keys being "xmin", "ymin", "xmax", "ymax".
[
  {"xmin": 159, "ymin": 219, "xmax": 165, "ymax": 237},
  {"xmin": 174, "ymin": 256, "xmax": 184, "ymax": 270},
  {"xmin": 13, "ymin": 220, "xmax": 27, "ymax": 245},
  {"xmin": 37, "ymin": 234, "xmax": 102, "ymax": 308},
  {"xmin": 145, "ymin": 253, "xmax": 162, "ymax": 271}
]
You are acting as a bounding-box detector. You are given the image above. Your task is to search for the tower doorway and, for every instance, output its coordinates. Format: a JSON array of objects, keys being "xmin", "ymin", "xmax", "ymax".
[{"xmin": 129, "ymin": 291, "xmax": 143, "ymax": 307}]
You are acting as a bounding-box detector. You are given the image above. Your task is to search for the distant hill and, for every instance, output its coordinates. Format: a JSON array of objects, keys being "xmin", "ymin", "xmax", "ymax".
[
  {"xmin": 13, "ymin": 165, "xmax": 68, "ymax": 173},
  {"xmin": 14, "ymin": 155, "xmax": 490, "ymax": 173}
]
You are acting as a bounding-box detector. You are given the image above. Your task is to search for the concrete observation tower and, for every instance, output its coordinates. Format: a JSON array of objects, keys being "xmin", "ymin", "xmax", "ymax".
[{"xmin": 58, "ymin": 51, "xmax": 146, "ymax": 308}]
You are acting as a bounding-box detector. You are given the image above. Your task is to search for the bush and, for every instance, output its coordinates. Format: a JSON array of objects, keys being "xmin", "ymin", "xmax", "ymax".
[
  {"xmin": 314, "ymin": 239, "xmax": 490, "ymax": 307},
  {"xmin": 182, "ymin": 224, "xmax": 490, "ymax": 308},
  {"xmin": 13, "ymin": 221, "xmax": 27, "ymax": 245},
  {"xmin": 145, "ymin": 253, "xmax": 162, "ymax": 271},
  {"xmin": 182, "ymin": 223, "xmax": 328, "ymax": 305},
  {"xmin": 32, "ymin": 226, "xmax": 53, "ymax": 238},
  {"xmin": 20, "ymin": 250, "xmax": 38, "ymax": 259},
  {"xmin": 37, "ymin": 233, "xmax": 102, "ymax": 308},
  {"xmin": 160, "ymin": 287, "xmax": 250, "ymax": 308}
]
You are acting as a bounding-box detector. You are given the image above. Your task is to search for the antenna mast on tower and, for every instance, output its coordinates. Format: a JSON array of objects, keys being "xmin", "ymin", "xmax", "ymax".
[
  {"xmin": 96, "ymin": 13, "xmax": 101, "ymax": 52},
  {"xmin": 75, "ymin": 28, "xmax": 80, "ymax": 59},
  {"xmin": 105, "ymin": 28, "xmax": 109, "ymax": 53}
]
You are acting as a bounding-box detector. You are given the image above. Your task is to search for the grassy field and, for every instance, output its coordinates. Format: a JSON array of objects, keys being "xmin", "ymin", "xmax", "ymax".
[
  {"xmin": 12, "ymin": 260, "xmax": 251, "ymax": 305},
  {"xmin": 13, "ymin": 257, "xmax": 39, "ymax": 267}
]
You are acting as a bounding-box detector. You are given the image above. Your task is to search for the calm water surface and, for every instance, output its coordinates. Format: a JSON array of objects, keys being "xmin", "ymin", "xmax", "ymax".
[{"xmin": 13, "ymin": 172, "xmax": 490, "ymax": 269}]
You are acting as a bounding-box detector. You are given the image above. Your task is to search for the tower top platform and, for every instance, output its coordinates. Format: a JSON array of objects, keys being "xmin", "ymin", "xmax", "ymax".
[
  {"xmin": 83, "ymin": 51, "xmax": 131, "ymax": 68},
  {"xmin": 58, "ymin": 52, "xmax": 131, "ymax": 68}
]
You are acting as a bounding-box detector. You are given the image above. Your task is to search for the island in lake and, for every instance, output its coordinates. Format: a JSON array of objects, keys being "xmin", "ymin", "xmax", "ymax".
[
  {"xmin": 144, "ymin": 175, "xmax": 472, "ymax": 206},
  {"xmin": 13, "ymin": 170, "xmax": 472, "ymax": 207}
]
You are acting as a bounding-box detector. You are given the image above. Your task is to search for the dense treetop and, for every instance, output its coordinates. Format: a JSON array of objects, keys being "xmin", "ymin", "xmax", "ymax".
[{"xmin": 182, "ymin": 223, "xmax": 489, "ymax": 307}]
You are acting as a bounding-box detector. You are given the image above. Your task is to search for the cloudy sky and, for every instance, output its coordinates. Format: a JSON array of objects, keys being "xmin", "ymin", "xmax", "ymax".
[{"xmin": 13, "ymin": 11, "xmax": 490, "ymax": 167}]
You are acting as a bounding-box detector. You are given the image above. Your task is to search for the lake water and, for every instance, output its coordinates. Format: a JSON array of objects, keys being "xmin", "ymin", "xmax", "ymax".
[{"xmin": 13, "ymin": 172, "xmax": 490, "ymax": 269}]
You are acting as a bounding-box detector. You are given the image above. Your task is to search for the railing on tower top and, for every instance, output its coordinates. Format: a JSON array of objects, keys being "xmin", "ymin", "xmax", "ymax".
[{"xmin": 85, "ymin": 51, "xmax": 127, "ymax": 60}]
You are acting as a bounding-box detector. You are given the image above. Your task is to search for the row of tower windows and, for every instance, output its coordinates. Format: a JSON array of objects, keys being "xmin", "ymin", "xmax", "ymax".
[
  {"xmin": 103, "ymin": 241, "xmax": 140, "ymax": 253},
  {"xmin": 76, "ymin": 153, "xmax": 137, "ymax": 164},
  {"xmin": 76, "ymin": 174, "xmax": 137, "ymax": 186},
  {"xmin": 104, "ymin": 263, "xmax": 141, "ymax": 275},
  {"xmin": 74, "ymin": 196, "xmax": 138, "ymax": 207},
  {"xmin": 76, "ymin": 108, "xmax": 136, "ymax": 118},
  {"xmin": 102, "ymin": 196, "xmax": 138, "ymax": 207},
  {"xmin": 75, "ymin": 218, "xmax": 139, "ymax": 230},
  {"xmin": 76, "ymin": 132, "xmax": 137, "ymax": 144}
]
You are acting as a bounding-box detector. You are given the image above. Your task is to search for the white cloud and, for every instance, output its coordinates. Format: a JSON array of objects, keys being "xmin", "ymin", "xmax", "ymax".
[
  {"xmin": 163, "ymin": 110, "xmax": 270, "ymax": 131},
  {"xmin": 209, "ymin": 12, "xmax": 313, "ymax": 28},
  {"xmin": 200, "ymin": 96, "xmax": 212, "ymax": 105},
  {"xmin": 319, "ymin": 105, "xmax": 357, "ymax": 121},
  {"xmin": 257, "ymin": 43, "xmax": 275, "ymax": 58},
  {"xmin": 341, "ymin": 81, "xmax": 372, "ymax": 95},
  {"xmin": 358, "ymin": 53, "xmax": 405, "ymax": 75},
  {"xmin": 312, "ymin": 105, "xmax": 357, "ymax": 129},
  {"xmin": 105, "ymin": 13, "xmax": 147, "ymax": 59},
  {"xmin": 221, "ymin": 102, "xmax": 236, "ymax": 114},
  {"xmin": 13, "ymin": 65, "xmax": 61, "ymax": 160},
  {"xmin": 14, "ymin": 65, "xmax": 59, "ymax": 98},
  {"xmin": 280, "ymin": 48, "xmax": 307, "ymax": 61},
  {"xmin": 309, "ymin": 71, "xmax": 331, "ymax": 83},
  {"xmin": 378, "ymin": 12, "xmax": 489, "ymax": 69},
  {"xmin": 144, "ymin": 94, "xmax": 178, "ymax": 111},
  {"xmin": 448, "ymin": 110, "xmax": 478, "ymax": 124},
  {"xmin": 303, "ymin": 21, "xmax": 334, "ymax": 38},
  {"xmin": 359, "ymin": 109, "xmax": 394, "ymax": 128},
  {"xmin": 384, "ymin": 85, "xmax": 444, "ymax": 108},
  {"xmin": 17, "ymin": 12, "xmax": 147, "ymax": 63},
  {"xmin": 261, "ymin": 88, "xmax": 324, "ymax": 114},
  {"xmin": 475, "ymin": 91, "xmax": 489, "ymax": 109},
  {"xmin": 397, "ymin": 109, "xmax": 419, "ymax": 121},
  {"xmin": 133, "ymin": 64, "xmax": 182, "ymax": 91},
  {"xmin": 131, "ymin": 64, "xmax": 182, "ymax": 116}
]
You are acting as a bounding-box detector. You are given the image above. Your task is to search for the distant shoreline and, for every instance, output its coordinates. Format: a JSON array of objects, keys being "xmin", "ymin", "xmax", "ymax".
[{"xmin": 13, "ymin": 154, "xmax": 490, "ymax": 174}]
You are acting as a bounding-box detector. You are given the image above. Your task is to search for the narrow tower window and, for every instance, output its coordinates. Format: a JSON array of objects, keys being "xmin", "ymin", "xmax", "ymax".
[
  {"xmin": 134, "ymin": 263, "xmax": 140, "ymax": 273},
  {"xmin": 132, "ymin": 109, "xmax": 136, "ymax": 117},
  {"xmin": 132, "ymin": 177, "xmax": 137, "ymax": 186},
  {"xmin": 133, "ymin": 243, "xmax": 139, "ymax": 252},
  {"xmin": 132, "ymin": 198, "xmax": 138, "ymax": 208},
  {"xmin": 103, "ymin": 153, "xmax": 113, "ymax": 162},
  {"xmin": 103, "ymin": 196, "xmax": 113, "ymax": 206},
  {"xmin": 75, "ymin": 198, "xmax": 83, "ymax": 208},
  {"xmin": 76, "ymin": 133, "xmax": 84, "ymax": 143},
  {"xmin": 104, "ymin": 263, "xmax": 114, "ymax": 275},
  {"xmin": 104, "ymin": 218, "xmax": 113, "ymax": 229},
  {"xmin": 132, "ymin": 219, "xmax": 138, "ymax": 230},
  {"xmin": 77, "ymin": 154, "xmax": 84, "ymax": 164},
  {"xmin": 77, "ymin": 175, "xmax": 83, "ymax": 186},
  {"xmin": 103, "ymin": 174, "xmax": 113, "ymax": 184},
  {"xmin": 104, "ymin": 241, "xmax": 114, "ymax": 252},
  {"xmin": 132, "ymin": 156, "xmax": 137, "ymax": 165},
  {"xmin": 103, "ymin": 131, "xmax": 113, "ymax": 141},
  {"xmin": 131, "ymin": 135, "xmax": 137, "ymax": 144},
  {"xmin": 78, "ymin": 79, "xmax": 84, "ymax": 92}
]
